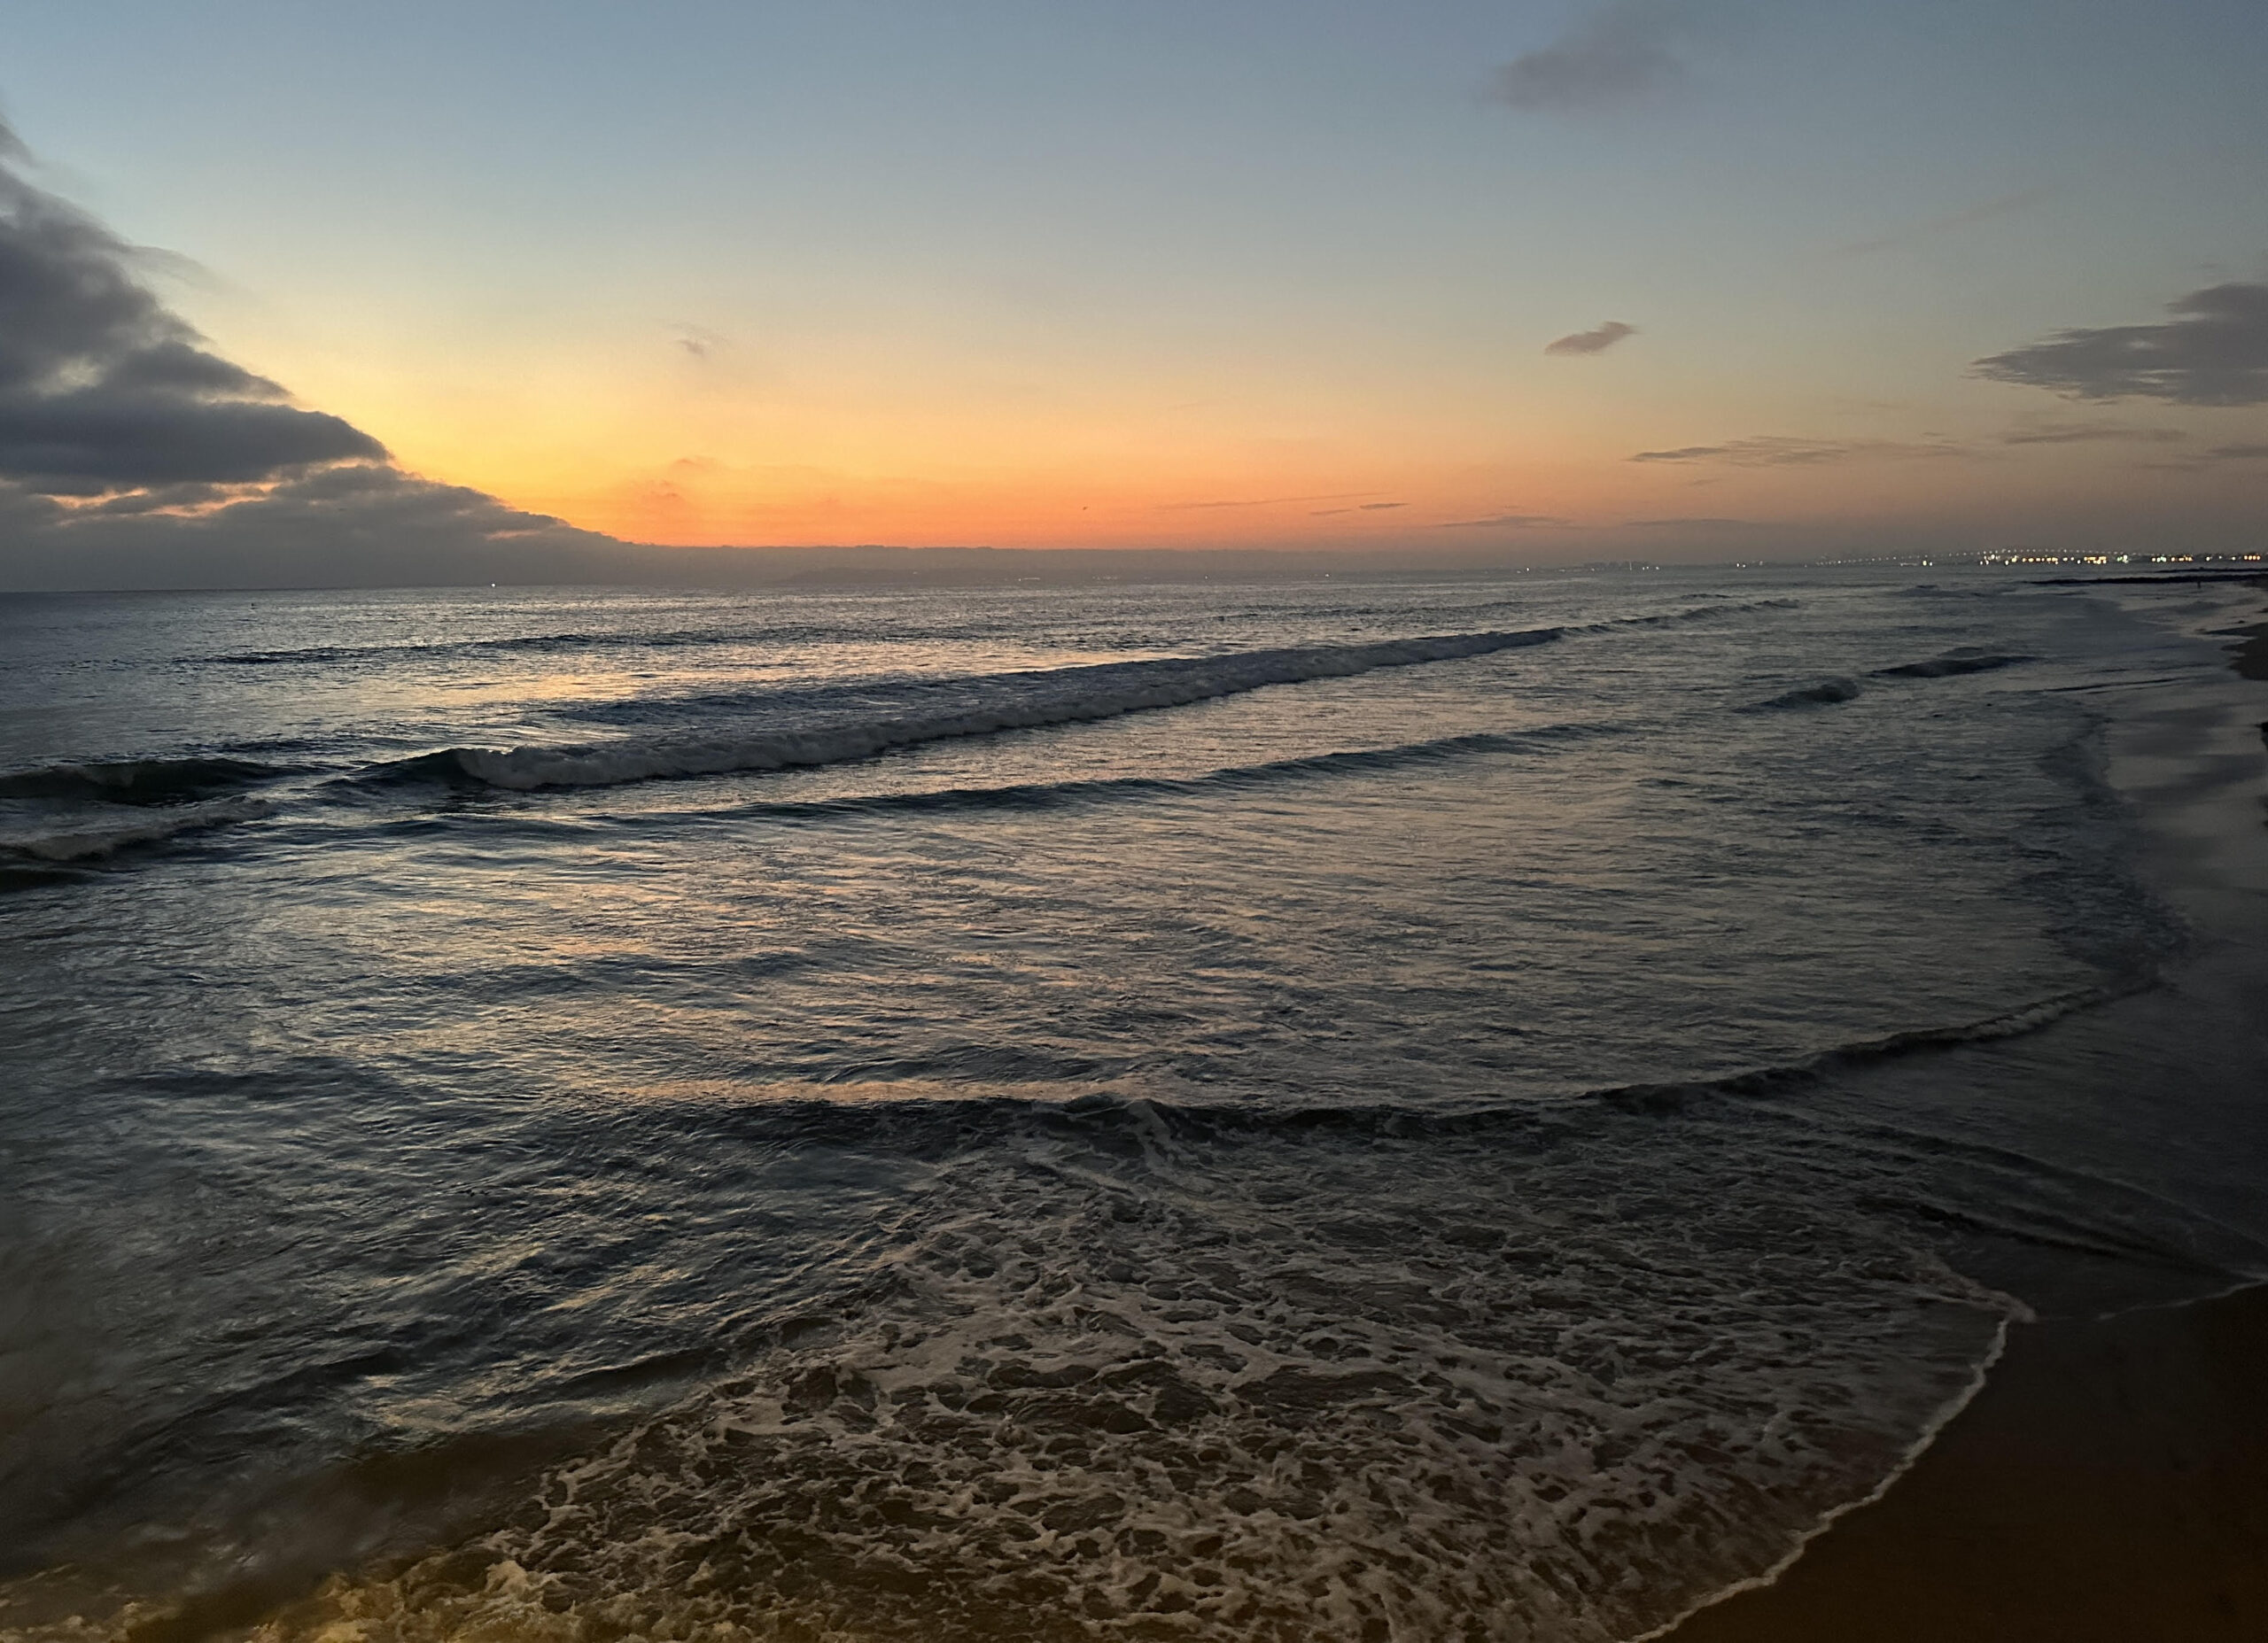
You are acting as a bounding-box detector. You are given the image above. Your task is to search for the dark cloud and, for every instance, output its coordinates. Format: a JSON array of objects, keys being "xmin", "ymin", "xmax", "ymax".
[
  {"xmin": 0, "ymin": 119, "xmax": 384, "ymax": 496},
  {"xmin": 1311, "ymin": 501, "xmax": 1408, "ymax": 515},
  {"xmin": 0, "ymin": 115, "xmax": 646, "ymax": 590},
  {"xmin": 1544, "ymin": 320, "xmax": 1637, "ymax": 356},
  {"xmin": 1491, "ymin": 2, "xmax": 1697, "ymax": 112},
  {"xmin": 0, "ymin": 462, "xmax": 629, "ymax": 591},
  {"xmin": 1441, "ymin": 513, "xmax": 1579, "ymax": 529},
  {"xmin": 1629, "ymin": 436, "xmax": 1961, "ymax": 465},
  {"xmin": 1972, "ymin": 282, "xmax": 2268, "ymax": 407},
  {"xmin": 2210, "ymin": 442, "xmax": 2268, "ymax": 459},
  {"xmin": 1999, "ymin": 421, "xmax": 2187, "ymax": 446}
]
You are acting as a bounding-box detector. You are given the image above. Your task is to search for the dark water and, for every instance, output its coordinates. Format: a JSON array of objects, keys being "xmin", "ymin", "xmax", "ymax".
[{"xmin": 2, "ymin": 567, "xmax": 2263, "ymax": 1642}]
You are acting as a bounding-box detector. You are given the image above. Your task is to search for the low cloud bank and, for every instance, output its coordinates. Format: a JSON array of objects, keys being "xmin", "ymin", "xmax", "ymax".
[
  {"xmin": 0, "ymin": 120, "xmax": 383, "ymax": 496},
  {"xmin": 0, "ymin": 117, "xmax": 632, "ymax": 592}
]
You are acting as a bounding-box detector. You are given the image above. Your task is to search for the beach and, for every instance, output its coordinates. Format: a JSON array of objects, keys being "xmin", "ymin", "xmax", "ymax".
[
  {"xmin": 4, "ymin": 4, "xmax": 2266, "ymax": 1632},
  {"xmin": 1666, "ymin": 1283, "xmax": 2268, "ymax": 1642},
  {"xmin": 1666, "ymin": 577, "xmax": 2268, "ymax": 1642}
]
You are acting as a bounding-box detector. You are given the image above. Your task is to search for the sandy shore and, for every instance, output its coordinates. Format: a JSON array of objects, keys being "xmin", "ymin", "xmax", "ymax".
[
  {"xmin": 1661, "ymin": 1283, "xmax": 2268, "ymax": 1642},
  {"xmin": 2231, "ymin": 618, "xmax": 2268, "ymax": 683},
  {"xmin": 1666, "ymin": 585, "xmax": 2268, "ymax": 1641}
]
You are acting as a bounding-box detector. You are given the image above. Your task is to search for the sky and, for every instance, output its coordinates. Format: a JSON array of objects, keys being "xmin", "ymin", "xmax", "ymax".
[{"xmin": 2, "ymin": 0, "xmax": 2266, "ymax": 585}]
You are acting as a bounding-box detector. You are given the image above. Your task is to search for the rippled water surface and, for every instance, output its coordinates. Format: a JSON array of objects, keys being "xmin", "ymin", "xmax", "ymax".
[{"xmin": 3, "ymin": 566, "xmax": 2263, "ymax": 1642}]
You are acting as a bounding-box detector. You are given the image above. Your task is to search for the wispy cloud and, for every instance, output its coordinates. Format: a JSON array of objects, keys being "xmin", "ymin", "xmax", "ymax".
[
  {"xmin": 1156, "ymin": 492, "xmax": 1376, "ymax": 512},
  {"xmin": 1545, "ymin": 320, "xmax": 1638, "ymax": 356},
  {"xmin": 1999, "ymin": 420, "xmax": 2187, "ymax": 446},
  {"xmin": 1828, "ymin": 188, "xmax": 2049, "ymax": 258},
  {"xmin": 1973, "ymin": 282, "xmax": 2268, "ymax": 406},
  {"xmin": 1629, "ymin": 436, "xmax": 1962, "ymax": 466},
  {"xmin": 1311, "ymin": 501, "xmax": 1408, "ymax": 516},
  {"xmin": 1490, "ymin": 1, "xmax": 1701, "ymax": 112},
  {"xmin": 1441, "ymin": 513, "xmax": 1580, "ymax": 529},
  {"xmin": 2210, "ymin": 442, "xmax": 2268, "ymax": 460},
  {"xmin": 672, "ymin": 324, "xmax": 728, "ymax": 360}
]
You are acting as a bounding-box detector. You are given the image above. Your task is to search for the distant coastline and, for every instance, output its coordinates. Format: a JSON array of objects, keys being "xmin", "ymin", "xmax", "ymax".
[{"xmin": 3, "ymin": 540, "xmax": 2262, "ymax": 597}]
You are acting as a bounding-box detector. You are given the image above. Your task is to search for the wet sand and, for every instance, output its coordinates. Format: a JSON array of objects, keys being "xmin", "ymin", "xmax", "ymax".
[
  {"xmin": 1661, "ymin": 1283, "xmax": 2268, "ymax": 1642},
  {"xmin": 1667, "ymin": 589, "xmax": 2268, "ymax": 1642},
  {"xmin": 2231, "ymin": 618, "xmax": 2268, "ymax": 683}
]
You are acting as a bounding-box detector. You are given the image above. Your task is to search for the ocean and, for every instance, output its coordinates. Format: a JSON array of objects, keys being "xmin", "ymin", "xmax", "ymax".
[{"xmin": 2, "ymin": 564, "xmax": 2263, "ymax": 1642}]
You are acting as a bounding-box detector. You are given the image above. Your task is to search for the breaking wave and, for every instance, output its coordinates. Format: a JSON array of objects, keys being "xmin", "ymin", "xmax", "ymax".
[
  {"xmin": 195, "ymin": 1004, "xmax": 2081, "ymax": 1643},
  {"xmin": 2, "ymin": 982, "xmax": 2226, "ymax": 1643},
  {"xmin": 366, "ymin": 627, "xmax": 1567, "ymax": 793}
]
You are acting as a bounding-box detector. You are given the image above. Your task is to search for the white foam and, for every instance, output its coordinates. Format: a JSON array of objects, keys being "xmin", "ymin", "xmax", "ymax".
[{"xmin": 212, "ymin": 1119, "xmax": 2007, "ymax": 1643}]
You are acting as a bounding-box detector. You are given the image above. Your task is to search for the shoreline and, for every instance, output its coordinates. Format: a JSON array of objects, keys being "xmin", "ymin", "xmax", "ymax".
[
  {"xmin": 1658, "ymin": 1281, "xmax": 2268, "ymax": 1642},
  {"xmin": 1653, "ymin": 579, "xmax": 2268, "ymax": 1642}
]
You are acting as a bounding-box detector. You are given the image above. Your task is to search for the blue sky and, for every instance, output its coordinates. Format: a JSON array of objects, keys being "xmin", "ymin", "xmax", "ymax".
[{"xmin": 2, "ymin": 1, "xmax": 2264, "ymax": 563}]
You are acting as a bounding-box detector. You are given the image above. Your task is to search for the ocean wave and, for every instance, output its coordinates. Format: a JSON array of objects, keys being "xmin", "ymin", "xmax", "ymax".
[
  {"xmin": 193, "ymin": 595, "xmax": 1789, "ymax": 675},
  {"xmin": 1595, "ymin": 596, "xmax": 1798, "ymax": 630},
  {"xmin": 702, "ymin": 725, "xmax": 1610, "ymax": 823},
  {"xmin": 363, "ymin": 626, "xmax": 1568, "ymax": 793},
  {"xmin": 200, "ymin": 620, "xmax": 1069, "ymax": 668},
  {"xmin": 216, "ymin": 1043, "xmax": 2001, "ymax": 1643},
  {"xmin": 1588, "ymin": 986, "xmax": 2126, "ymax": 1117},
  {"xmin": 570, "ymin": 984, "xmax": 2131, "ymax": 1159},
  {"xmin": 0, "ymin": 755, "xmax": 290, "ymax": 805},
  {"xmin": 198, "ymin": 627, "xmax": 814, "ymax": 667},
  {"xmin": 1872, "ymin": 652, "xmax": 2031, "ymax": 679},
  {"xmin": 0, "ymin": 795, "xmax": 274, "ymax": 864},
  {"xmin": 1750, "ymin": 677, "xmax": 1865, "ymax": 710},
  {"xmin": 1746, "ymin": 653, "xmax": 2030, "ymax": 708}
]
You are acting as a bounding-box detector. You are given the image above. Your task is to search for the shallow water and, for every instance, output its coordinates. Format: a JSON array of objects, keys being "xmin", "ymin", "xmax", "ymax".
[{"xmin": 2, "ymin": 565, "xmax": 2262, "ymax": 1641}]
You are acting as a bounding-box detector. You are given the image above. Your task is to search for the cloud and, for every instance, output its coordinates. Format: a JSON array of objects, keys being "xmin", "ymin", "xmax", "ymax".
[
  {"xmin": 2210, "ymin": 442, "xmax": 2268, "ymax": 459},
  {"xmin": 1628, "ymin": 436, "xmax": 1961, "ymax": 466},
  {"xmin": 1544, "ymin": 321, "xmax": 1637, "ymax": 356},
  {"xmin": 1441, "ymin": 513, "xmax": 1580, "ymax": 529},
  {"xmin": 673, "ymin": 324, "xmax": 727, "ymax": 360},
  {"xmin": 0, "ymin": 119, "xmax": 384, "ymax": 495},
  {"xmin": 1998, "ymin": 421, "xmax": 2187, "ymax": 446},
  {"xmin": 0, "ymin": 114, "xmax": 648, "ymax": 591},
  {"xmin": 1491, "ymin": 1, "xmax": 1698, "ymax": 113},
  {"xmin": 1157, "ymin": 492, "xmax": 1371, "ymax": 511},
  {"xmin": 1626, "ymin": 515, "xmax": 1775, "ymax": 529},
  {"xmin": 1971, "ymin": 282, "xmax": 2268, "ymax": 406},
  {"xmin": 1310, "ymin": 501, "xmax": 1408, "ymax": 515},
  {"xmin": 0, "ymin": 461, "xmax": 632, "ymax": 591},
  {"xmin": 1828, "ymin": 189, "xmax": 2049, "ymax": 259}
]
